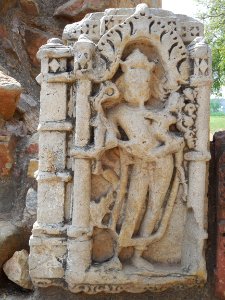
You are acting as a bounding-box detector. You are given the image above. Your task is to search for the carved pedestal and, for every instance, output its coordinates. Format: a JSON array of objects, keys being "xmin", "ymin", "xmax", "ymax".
[{"xmin": 29, "ymin": 4, "xmax": 212, "ymax": 294}]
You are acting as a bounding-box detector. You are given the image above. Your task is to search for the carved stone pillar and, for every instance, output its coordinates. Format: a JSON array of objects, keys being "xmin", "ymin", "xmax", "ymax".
[
  {"xmin": 29, "ymin": 39, "xmax": 72, "ymax": 285},
  {"xmin": 181, "ymin": 38, "xmax": 212, "ymax": 278},
  {"xmin": 66, "ymin": 37, "xmax": 95, "ymax": 284}
]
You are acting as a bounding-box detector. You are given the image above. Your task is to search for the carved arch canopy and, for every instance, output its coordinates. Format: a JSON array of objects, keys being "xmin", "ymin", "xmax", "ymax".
[{"xmin": 80, "ymin": 5, "xmax": 190, "ymax": 92}]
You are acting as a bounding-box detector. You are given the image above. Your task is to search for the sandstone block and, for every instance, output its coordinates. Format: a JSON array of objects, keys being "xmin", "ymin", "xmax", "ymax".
[
  {"xmin": 40, "ymin": 83, "xmax": 67, "ymax": 122},
  {"xmin": 39, "ymin": 132, "xmax": 66, "ymax": 172},
  {"xmin": 22, "ymin": 188, "xmax": 37, "ymax": 228},
  {"xmin": 54, "ymin": 0, "xmax": 110, "ymax": 21},
  {"xmin": 29, "ymin": 237, "xmax": 66, "ymax": 280},
  {"xmin": 0, "ymin": 0, "xmax": 17, "ymax": 13},
  {"xmin": 0, "ymin": 135, "xmax": 16, "ymax": 176},
  {"xmin": 37, "ymin": 181, "xmax": 64, "ymax": 224},
  {"xmin": 24, "ymin": 28, "xmax": 49, "ymax": 67},
  {"xmin": 0, "ymin": 71, "xmax": 22, "ymax": 120},
  {"xmin": 54, "ymin": 0, "xmax": 162, "ymax": 21},
  {"xmin": 17, "ymin": 93, "xmax": 37, "ymax": 114},
  {"xmin": 27, "ymin": 159, "xmax": 38, "ymax": 178},
  {"xmin": 17, "ymin": 94, "xmax": 39, "ymax": 134},
  {"xmin": 0, "ymin": 220, "xmax": 25, "ymax": 270},
  {"xmin": 25, "ymin": 132, "xmax": 39, "ymax": 155},
  {"xmin": 20, "ymin": 0, "xmax": 39, "ymax": 16},
  {"xmin": 3, "ymin": 250, "xmax": 33, "ymax": 290},
  {"xmin": 0, "ymin": 24, "xmax": 7, "ymax": 38},
  {"xmin": 26, "ymin": 143, "xmax": 38, "ymax": 155}
]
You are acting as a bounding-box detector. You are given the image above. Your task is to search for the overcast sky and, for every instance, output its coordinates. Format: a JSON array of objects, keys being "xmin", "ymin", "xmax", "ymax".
[
  {"xmin": 162, "ymin": 0, "xmax": 199, "ymax": 18},
  {"xmin": 162, "ymin": 0, "xmax": 225, "ymax": 97}
]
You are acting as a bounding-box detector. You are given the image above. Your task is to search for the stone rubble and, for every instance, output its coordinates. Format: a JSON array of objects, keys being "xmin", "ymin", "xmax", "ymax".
[
  {"xmin": 3, "ymin": 250, "xmax": 33, "ymax": 290},
  {"xmin": 0, "ymin": 71, "xmax": 22, "ymax": 120}
]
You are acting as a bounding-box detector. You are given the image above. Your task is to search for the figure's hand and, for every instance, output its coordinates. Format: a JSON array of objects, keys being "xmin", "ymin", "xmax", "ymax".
[
  {"xmin": 70, "ymin": 146, "xmax": 100, "ymax": 159},
  {"xmin": 144, "ymin": 111, "xmax": 155, "ymax": 120},
  {"xmin": 118, "ymin": 141, "xmax": 157, "ymax": 162},
  {"xmin": 171, "ymin": 137, "xmax": 185, "ymax": 151},
  {"xmin": 104, "ymin": 136, "xmax": 118, "ymax": 150},
  {"xmin": 71, "ymin": 139, "xmax": 118, "ymax": 159},
  {"xmin": 118, "ymin": 140, "xmax": 137, "ymax": 156}
]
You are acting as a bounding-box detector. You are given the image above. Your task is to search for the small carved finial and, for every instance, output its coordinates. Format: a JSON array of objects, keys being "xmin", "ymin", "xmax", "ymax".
[
  {"xmin": 74, "ymin": 34, "xmax": 95, "ymax": 48},
  {"xmin": 135, "ymin": 3, "xmax": 149, "ymax": 15},
  {"xmin": 73, "ymin": 35, "xmax": 96, "ymax": 75}
]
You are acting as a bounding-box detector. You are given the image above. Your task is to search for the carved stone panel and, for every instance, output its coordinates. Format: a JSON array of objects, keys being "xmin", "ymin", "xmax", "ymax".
[{"xmin": 30, "ymin": 3, "xmax": 212, "ymax": 294}]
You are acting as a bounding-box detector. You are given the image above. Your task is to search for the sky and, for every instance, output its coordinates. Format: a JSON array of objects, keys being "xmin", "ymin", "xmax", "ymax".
[
  {"xmin": 162, "ymin": 1, "xmax": 225, "ymax": 97},
  {"xmin": 162, "ymin": 0, "xmax": 199, "ymax": 18}
]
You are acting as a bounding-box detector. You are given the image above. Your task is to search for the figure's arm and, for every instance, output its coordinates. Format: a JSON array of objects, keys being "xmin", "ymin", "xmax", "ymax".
[
  {"xmin": 104, "ymin": 114, "xmax": 120, "ymax": 148},
  {"xmin": 144, "ymin": 111, "xmax": 161, "ymax": 121},
  {"xmin": 71, "ymin": 111, "xmax": 119, "ymax": 159},
  {"xmin": 147, "ymin": 136, "xmax": 185, "ymax": 161}
]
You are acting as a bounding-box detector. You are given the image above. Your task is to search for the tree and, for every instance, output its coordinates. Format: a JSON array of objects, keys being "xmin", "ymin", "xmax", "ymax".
[{"xmin": 195, "ymin": 0, "xmax": 225, "ymax": 95}]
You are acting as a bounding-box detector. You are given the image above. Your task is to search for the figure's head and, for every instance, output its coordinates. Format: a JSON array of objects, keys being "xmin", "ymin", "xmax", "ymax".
[{"xmin": 120, "ymin": 49, "xmax": 155, "ymax": 106}]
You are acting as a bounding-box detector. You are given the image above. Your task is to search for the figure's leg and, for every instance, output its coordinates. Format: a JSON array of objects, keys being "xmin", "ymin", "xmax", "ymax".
[
  {"xmin": 118, "ymin": 160, "xmax": 149, "ymax": 248},
  {"xmin": 131, "ymin": 155, "xmax": 174, "ymax": 271},
  {"xmin": 175, "ymin": 149, "xmax": 187, "ymax": 202},
  {"xmin": 140, "ymin": 155, "xmax": 173, "ymax": 237}
]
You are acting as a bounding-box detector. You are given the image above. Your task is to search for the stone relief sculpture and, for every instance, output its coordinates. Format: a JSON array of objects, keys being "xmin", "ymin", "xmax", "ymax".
[{"xmin": 29, "ymin": 3, "xmax": 212, "ymax": 294}]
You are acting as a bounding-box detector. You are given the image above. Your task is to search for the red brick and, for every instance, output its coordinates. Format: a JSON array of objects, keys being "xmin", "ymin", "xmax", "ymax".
[
  {"xmin": 214, "ymin": 131, "xmax": 225, "ymax": 299},
  {"xmin": 26, "ymin": 143, "xmax": 38, "ymax": 154}
]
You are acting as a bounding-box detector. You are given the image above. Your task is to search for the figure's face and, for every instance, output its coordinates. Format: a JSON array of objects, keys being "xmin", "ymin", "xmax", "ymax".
[{"xmin": 123, "ymin": 68, "xmax": 151, "ymax": 106}]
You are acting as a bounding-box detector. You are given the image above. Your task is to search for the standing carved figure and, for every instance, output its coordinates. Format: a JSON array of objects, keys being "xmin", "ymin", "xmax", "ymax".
[
  {"xmin": 30, "ymin": 3, "xmax": 211, "ymax": 293},
  {"xmin": 74, "ymin": 49, "xmax": 186, "ymax": 271}
]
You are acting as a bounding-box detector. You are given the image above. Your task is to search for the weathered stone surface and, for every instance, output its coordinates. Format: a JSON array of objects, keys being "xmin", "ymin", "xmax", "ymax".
[
  {"xmin": 0, "ymin": 0, "xmax": 17, "ymax": 13},
  {"xmin": 3, "ymin": 250, "xmax": 33, "ymax": 290},
  {"xmin": 0, "ymin": 24, "xmax": 8, "ymax": 39},
  {"xmin": 3, "ymin": 119, "xmax": 27, "ymax": 137},
  {"xmin": 25, "ymin": 133, "xmax": 39, "ymax": 155},
  {"xmin": 0, "ymin": 71, "xmax": 22, "ymax": 120},
  {"xmin": 24, "ymin": 28, "xmax": 49, "ymax": 67},
  {"xmin": 19, "ymin": 0, "xmax": 39, "ymax": 16},
  {"xmin": 0, "ymin": 219, "xmax": 25, "ymax": 270},
  {"xmin": 22, "ymin": 188, "xmax": 37, "ymax": 228},
  {"xmin": 54, "ymin": 0, "xmax": 162, "ymax": 21},
  {"xmin": 0, "ymin": 180, "xmax": 15, "ymax": 213},
  {"xmin": 17, "ymin": 94, "xmax": 39, "ymax": 134},
  {"xmin": 0, "ymin": 135, "xmax": 16, "ymax": 176},
  {"xmin": 54, "ymin": 0, "xmax": 108, "ymax": 21},
  {"xmin": 30, "ymin": 3, "xmax": 211, "ymax": 294},
  {"xmin": 92, "ymin": 228, "xmax": 114, "ymax": 263},
  {"xmin": 27, "ymin": 159, "xmax": 38, "ymax": 178},
  {"xmin": 17, "ymin": 93, "xmax": 37, "ymax": 114}
]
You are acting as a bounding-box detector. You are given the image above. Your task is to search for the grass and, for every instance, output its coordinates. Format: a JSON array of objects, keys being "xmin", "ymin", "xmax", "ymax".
[{"xmin": 210, "ymin": 115, "xmax": 225, "ymax": 135}]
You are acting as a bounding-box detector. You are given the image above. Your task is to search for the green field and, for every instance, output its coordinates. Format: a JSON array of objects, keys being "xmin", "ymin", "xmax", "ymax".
[{"xmin": 210, "ymin": 115, "xmax": 225, "ymax": 134}]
